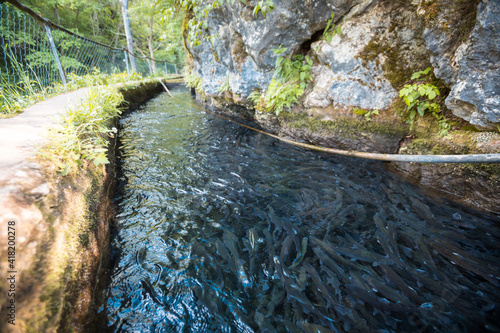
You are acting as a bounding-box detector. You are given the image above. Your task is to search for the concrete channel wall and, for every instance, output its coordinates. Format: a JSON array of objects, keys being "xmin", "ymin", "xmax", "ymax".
[{"xmin": 0, "ymin": 78, "xmax": 181, "ymax": 332}]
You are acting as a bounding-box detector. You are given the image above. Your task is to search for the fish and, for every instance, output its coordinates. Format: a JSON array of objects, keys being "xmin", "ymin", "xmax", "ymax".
[
  {"xmin": 280, "ymin": 235, "xmax": 294, "ymax": 262},
  {"xmin": 263, "ymin": 228, "xmax": 275, "ymax": 276},
  {"xmin": 331, "ymin": 176, "xmax": 362, "ymax": 190},
  {"xmin": 319, "ymin": 265, "xmax": 342, "ymax": 298},
  {"xmin": 378, "ymin": 264, "xmax": 423, "ymax": 305},
  {"xmin": 266, "ymin": 285, "xmax": 286, "ymax": 316},
  {"xmin": 254, "ymin": 311, "xmax": 278, "ymax": 333},
  {"xmin": 345, "ymin": 284, "xmax": 415, "ymax": 313},
  {"xmin": 296, "ymin": 266, "xmax": 308, "ymax": 291},
  {"xmin": 223, "ymin": 230, "xmax": 241, "ymax": 263},
  {"xmin": 409, "ymin": 197, "xmax": 435, "ymax": 220},
  {"xmin": 273, "ymin": 317, "xmax": 303, "ymax": 333},
  {"xmin": 192, "ymin": 284, "xmax": 224, "ymax": 321},
  {"xmin": 303, "ymin": 262, "xmax": 348, "ymax": 317},
  {"xmin": 215, "ymin": 239, "xmax": 235, "ymax": 272},
  {"xmin": 312, "ymin": 246, "xmax": 349, "ymax": 283},
  {"xmin": 236, "ymin": 258, "xmax": 252, "ymax": 288},
  {"xmin": 282, "ymin": 218, "xmax": 302, "ymax": 257},
  {"xmin": 375, "ymin": 231, "xmax": 401, "ymax": 265},
  {"xmin": 363, "ymin": 274, "xmax": 412, "ymax": 306},
  {"xmin": 299, "ymin": 204, "xmax": 339, "ymax": 218},
  {"xmin": 349, "ymin": 269, "xmax": 371, "ymax": 290},
  {"xmin": 286, "ymin": 283, "xmax": 334, "ymax": 324},
  {"xmin": 373, "ymin": 212, "xmax": 389, "ymax": 238},
  {"xmin": 311, "ymin": 237, "xmax": 376, "ymax": 275},
  {"xmin": 380, "ymin": 183, "xmax": 397, "ymax": 204},
  {"xmin": 267, "ymin": 205, "xmax": 284, "ymax": 231},
  {"xmin": 406, "ymin": 267, "xmax": 447, "ymax": 295},
  {"xmin": 247, "ymin": 227, "xmax": 259, "ymax": 254},
  {"xmin": 289, "ymin": 237, "xmax": 308, "ymax": 269},
  {"xmin": 333, "ymin": 246, "xmax": 393, "ymax": 266},
  {"xmin": 323, "ymin": 202, "xmax": 344, "ymax": 238},
  {"xmin": 141, "ymin": 279, "xmax": 163, "ymax": 306},
  {"xmin": 191, "ymin": 241, "xmax": 224, "ymax": 289},
  {"xmin": 299, "ymin": 189, "xmax": 316, "ymax": 212},
  {"xmin": 429, "ymin": 241, "xmax": 500, "ymax": 286}
]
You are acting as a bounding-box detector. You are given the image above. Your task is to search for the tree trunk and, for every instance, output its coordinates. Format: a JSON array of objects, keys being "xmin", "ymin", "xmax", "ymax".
[
  {"xmin": 119, "ymin": 0, "xmax": 137, "ymax": 72},
  {"xmin": 148, "ymin": 15, "xmax": 155, "ymax": 74},
  {"xmin": 54, "ymin": 4, "xmax": 61, "ymax": 25},
  {"xmin": 75, "ymin": 6, "xmax": 82, "ymax": 29}
]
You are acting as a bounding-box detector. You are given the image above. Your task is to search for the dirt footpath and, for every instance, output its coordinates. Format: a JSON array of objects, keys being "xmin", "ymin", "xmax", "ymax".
[{"xmin": 0, "ymin": 88, "xmax": 89, "ymax": 172}]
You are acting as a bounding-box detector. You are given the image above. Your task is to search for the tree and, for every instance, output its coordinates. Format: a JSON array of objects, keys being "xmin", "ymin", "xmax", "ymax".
[
  {"xmin": 118, "ymin": 0, "xmax": 137, "ymax": 72},
  {"xmin": 130, "ymin": 0, "xmax": 186, "ymax": 69}
]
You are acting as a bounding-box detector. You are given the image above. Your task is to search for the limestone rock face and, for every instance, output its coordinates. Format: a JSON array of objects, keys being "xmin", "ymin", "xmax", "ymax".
[
  {"xmin": 186, "ymin": 0, "xmax": 499, "ymax": 128},
  {"xmin": 444, "ymin": 0, "xmax": 500, "ymax": 129},
  {"xmin": 306, "ymin": 3, "xmax": 403, "ymax": 111},
  {"xmin": 188, "ymin": 0, "xmax": 367, "ymax": 97}
]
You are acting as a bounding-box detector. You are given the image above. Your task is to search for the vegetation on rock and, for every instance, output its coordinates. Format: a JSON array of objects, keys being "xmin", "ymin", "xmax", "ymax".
[
  {"xmin": 399, "ymin": 67, "xmax": 449, "ymax": 135},
  {"xmin": 250, "ymin": 46, "xmax": 313, "ymax": 115}
]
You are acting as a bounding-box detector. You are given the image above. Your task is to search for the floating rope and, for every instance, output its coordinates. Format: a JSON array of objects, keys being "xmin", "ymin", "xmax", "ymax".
[{"xmin": 158, "ymin": 80, "xmax": 500, "ymax": 163}]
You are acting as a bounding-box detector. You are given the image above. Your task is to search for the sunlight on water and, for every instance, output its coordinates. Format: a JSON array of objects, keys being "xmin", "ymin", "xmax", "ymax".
[{"xmin": 97, "ymin": 87, "xmax": 500, "ymax": 332}]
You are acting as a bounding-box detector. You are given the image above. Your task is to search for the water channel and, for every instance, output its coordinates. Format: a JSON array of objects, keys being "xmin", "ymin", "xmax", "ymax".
[{"xmin": 98, "ymin": 86, "xmax": 500, "ymax": 332}]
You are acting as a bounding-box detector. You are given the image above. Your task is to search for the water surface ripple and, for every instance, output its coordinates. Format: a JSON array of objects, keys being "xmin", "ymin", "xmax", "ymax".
[{"xmin": 100, "ymin": 88, "xmax": 500, "ymax": 332}]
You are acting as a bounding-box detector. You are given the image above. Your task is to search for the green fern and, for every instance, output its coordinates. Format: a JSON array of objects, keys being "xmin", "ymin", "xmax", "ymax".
[
  {"xmin": 248, "ymin": 89, "xmax": 263, "ymax": 105},
  {"xmin": 262, "ymin": 46, "xmax": 313, "ymax": 115},
  {"xmin": 217, "ymin": 76, "xmax": 231, "ymax": 94},
  {"xmin": 183, "ymin": 68, "xmax": 205, "ymax": 96}
]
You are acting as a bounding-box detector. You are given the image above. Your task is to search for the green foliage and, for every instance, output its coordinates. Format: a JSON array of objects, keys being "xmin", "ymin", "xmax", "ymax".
[
  {"xmin": 1, "ymin": 51, "xmax": 50, "ymax": 115},
  {"xmin": 179, "ymin": 0, "xmax": 221, "ymax": 47},
  {"xmin": 260, "ymin": 46, "xmax": 313, "ymax": 115},
  {"xmin": 217, "ymin": 76, "xmax": 231, "ymax": 94},
  {"xmin": 253, "ymin": 0, "xmax": 275, "ymax": 18},
  {"xmin": 22, "ymin": 0, "xmax": 121, "ymax": 45},
  {"xmin": 1, "ymin": 68, "xmax": 142, "ymax": 116},
  {"xmin": 399, "ymin": 67, "xmax": 449, "ymax": 135},
  {"xmin": 130, "ymin": 0, "xmax": 186, "ymax": 66},
  {"xmin": 20, "ymin": 0, "xmax": 185, "ymax": 67},
  {"xmin": 247, "ymin": 89, "xmax": 262, "ymax": 104},
  {"xmin": 353, "ymin": 108, "xmax": 379, "ymax": 121},
  {"xmin": 322, "ymin": 12, "xmax": 342, "ymax": 43},
  {"xmin": 39, "ymin": 86, "xmax": 124, "ymax": 175},
  {"xmin": 183, "ymin": 67, "xmax": 205, "ymax": 96}
]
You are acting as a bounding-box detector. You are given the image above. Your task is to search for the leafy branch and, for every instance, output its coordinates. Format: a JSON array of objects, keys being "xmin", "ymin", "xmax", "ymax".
[{"xmin": 399, "ymin": 67, "xmax": 450, "ymax": 135}]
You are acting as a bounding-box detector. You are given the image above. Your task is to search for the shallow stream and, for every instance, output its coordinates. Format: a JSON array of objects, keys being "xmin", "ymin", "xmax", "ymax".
[{"xmin": 99, "ymin": 87, "xmax": 500, "ymax": 332}]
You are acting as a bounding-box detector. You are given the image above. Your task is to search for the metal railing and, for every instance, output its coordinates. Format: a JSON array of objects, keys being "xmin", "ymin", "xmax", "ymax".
[{"xmin": 0, "ymin": 1, "xmax": 181, "ymax": 106}]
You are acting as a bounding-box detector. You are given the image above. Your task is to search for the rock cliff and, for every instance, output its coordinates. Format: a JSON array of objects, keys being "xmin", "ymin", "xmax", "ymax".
[{"xmin": 185, "ymin": 0, "xmax": 499, "ymax": 129}]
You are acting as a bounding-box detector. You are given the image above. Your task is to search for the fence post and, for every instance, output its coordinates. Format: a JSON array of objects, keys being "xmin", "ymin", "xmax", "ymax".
[
  {"xmin": 44, "ymin": 24, "xmax": 66, "ymax": 86},
  {"xmin": 124, "ymin": 50, "xmax": 130, "ymax": 75},
  {"xmin": 174, "ymin": 64, "xmax": 177, "ymax": 74}
]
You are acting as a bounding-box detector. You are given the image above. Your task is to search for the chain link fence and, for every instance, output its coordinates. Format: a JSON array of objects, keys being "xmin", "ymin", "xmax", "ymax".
[{"xmin": 0, "ymin": 1, "xmax": 181, "ymax": 112}]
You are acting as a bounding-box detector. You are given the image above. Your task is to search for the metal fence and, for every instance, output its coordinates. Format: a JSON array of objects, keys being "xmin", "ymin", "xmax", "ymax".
[{"xmin": 0, "ymin": 1, "xmax": 180, "ymax": 101}]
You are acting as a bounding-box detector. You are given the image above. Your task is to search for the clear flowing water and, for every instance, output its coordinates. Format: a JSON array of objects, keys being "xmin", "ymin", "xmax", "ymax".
[{"xmin": 99, "ymin": 87, "xmax": 500, "ymax": 332}]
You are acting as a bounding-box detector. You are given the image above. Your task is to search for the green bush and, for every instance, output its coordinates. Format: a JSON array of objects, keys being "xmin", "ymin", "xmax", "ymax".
[
  {"xmin": 259, "ymin": 46, "xmax": 313, "ymax": 115},
  {"xmin": 399, "ymin": 67, "xmax": 450, "ymax": 135}
]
